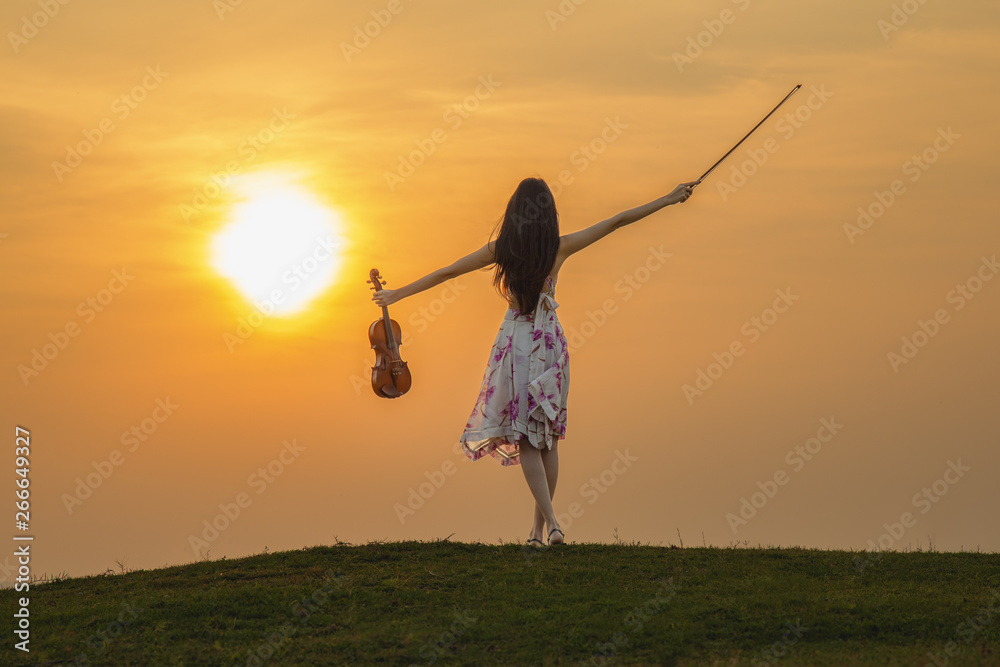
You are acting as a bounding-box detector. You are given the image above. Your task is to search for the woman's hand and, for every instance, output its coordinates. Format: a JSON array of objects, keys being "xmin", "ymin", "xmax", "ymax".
[
  {"xmin": 372, "ymin": 288, "xmax": 400, "ymax": 307},
  {"xmin": 666, "ymin": 180, "xmax": 701, "ymax": 205}
]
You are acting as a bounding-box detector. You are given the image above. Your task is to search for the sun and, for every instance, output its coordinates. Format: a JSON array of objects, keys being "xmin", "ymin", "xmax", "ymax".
[{"xmin": 211, "ymin": 175, "xmax": 345, "ymax": 317}]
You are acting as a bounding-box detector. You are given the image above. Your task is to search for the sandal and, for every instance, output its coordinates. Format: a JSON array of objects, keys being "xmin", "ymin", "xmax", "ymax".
[
  {"xmin": 548, "ymin": 527, "xmax": 565, "ymax": 545},
  {"xmin": 526, "ymin": 537, "xmax": 545, "ymax": 548}
]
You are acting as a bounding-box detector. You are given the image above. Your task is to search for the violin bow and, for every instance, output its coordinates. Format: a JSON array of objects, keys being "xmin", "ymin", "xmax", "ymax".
[{"xmin": 694, "ymin": 84, "xmax": 802, "ymax": 187}]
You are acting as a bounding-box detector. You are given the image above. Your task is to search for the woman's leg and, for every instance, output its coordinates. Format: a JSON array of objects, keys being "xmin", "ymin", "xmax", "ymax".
[
  {"xmin": 519, "ymin": 438, "xmax": 561, "ymax": 543},
  {"xmin": 531, "ymin": 440, "xmax": 559, "ymax": 540}
]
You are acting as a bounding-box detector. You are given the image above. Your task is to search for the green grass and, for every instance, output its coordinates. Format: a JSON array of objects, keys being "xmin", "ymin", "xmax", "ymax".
[{"xmin": 13, "ymin": 540, "xmax": 1000, "ymax": 665}]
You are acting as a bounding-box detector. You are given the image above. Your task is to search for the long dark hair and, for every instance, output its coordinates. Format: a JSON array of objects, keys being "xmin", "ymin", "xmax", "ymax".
[{"xmin": 488, "ymin": 177, "xmax": 560, "ymax": 314}]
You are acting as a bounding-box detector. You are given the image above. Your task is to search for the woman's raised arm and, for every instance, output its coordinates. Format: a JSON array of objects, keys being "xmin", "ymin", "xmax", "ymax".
[
  {"xmin": 558, "ymin": 181, "xmax": 698, "ymax": 261},
  {"xmin": 372, "ymin": 242, "xmax": 494, "ymax": 307}
]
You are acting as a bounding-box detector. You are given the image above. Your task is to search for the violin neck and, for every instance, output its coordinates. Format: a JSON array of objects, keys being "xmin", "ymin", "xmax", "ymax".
[{"xmin": 380, "ymin": 304, "xmax": 398, "ymax": 359}]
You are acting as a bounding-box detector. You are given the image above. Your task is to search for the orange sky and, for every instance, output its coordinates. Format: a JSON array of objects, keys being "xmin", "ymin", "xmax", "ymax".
[{"xmin": 2, "ymin": 0, "xmax": 998, "ymax": 580}]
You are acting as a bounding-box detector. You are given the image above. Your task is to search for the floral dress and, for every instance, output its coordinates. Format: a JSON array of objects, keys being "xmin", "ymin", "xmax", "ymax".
[{"xmin": 459, "ymin": 276, "xmax": 569, "ymax": 466}]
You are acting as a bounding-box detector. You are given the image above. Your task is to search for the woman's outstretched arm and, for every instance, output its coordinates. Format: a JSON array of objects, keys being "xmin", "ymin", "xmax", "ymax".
[
  {"xmin": 372, "ymin": 242, "xmax": 494, "ymax": 307},
  {"xmin": 559, "ymin": 180, "xmax": 698, "ymax": 260}
]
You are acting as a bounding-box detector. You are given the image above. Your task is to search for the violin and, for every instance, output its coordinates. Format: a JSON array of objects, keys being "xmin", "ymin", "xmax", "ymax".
[{"xmin": 367, "ymin": 268, "xmax": 412, "ymax": 398}]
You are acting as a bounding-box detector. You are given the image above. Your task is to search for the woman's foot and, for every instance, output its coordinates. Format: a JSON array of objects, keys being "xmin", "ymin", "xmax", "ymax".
[
  {"xmin": 526, "ymin": 537, "xmax": 545, "ymax": 548},
  {"xmin": 548, "ymin": 526, "xmax": 565, "ymax": 545}
]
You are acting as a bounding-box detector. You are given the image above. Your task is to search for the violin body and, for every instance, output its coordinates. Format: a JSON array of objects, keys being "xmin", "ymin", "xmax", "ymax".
[
  {"xmin": 367, "ymin": 269, "xmax": 412, "ymax": 398},
  {"xmin": 368, "ymin": 316, "xmax": 411, "ymax": 398}
]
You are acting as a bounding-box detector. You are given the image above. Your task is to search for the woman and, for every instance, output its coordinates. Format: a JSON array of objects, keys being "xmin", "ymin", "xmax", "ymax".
[{"xmin": 372, "ymin": 177, "xmax": 698, "ymax": 546}]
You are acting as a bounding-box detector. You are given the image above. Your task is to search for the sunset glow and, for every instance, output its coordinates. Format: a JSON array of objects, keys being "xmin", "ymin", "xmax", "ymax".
[
  {"xmin": 2, "ymin": 0, "xmax": 997, "ymax": 588},
  {"xmin": 211, "ymin": 176, "xmax": 345, "ymax": 317}
]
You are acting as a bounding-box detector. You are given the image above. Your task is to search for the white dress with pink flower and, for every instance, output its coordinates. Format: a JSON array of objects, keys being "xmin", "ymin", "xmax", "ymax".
[{"xmin": 459, "ymin": 276, "xmax": 569, "ymax": 466}]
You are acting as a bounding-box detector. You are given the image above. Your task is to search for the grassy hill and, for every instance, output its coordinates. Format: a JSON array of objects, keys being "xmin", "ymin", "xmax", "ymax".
[{"xmin": 16, "ymin": 540, "xmax": 1000, "ymax": 665}]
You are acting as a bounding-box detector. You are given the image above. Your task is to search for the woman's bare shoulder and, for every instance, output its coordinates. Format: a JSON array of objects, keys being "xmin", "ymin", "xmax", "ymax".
[
  {"xmin": 548, "ymin": 242, "xmax": 567, "ymax": 284},
  {"xmin": 553, "ymin": 237, "xmax": 571, "ymax": 273}
]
